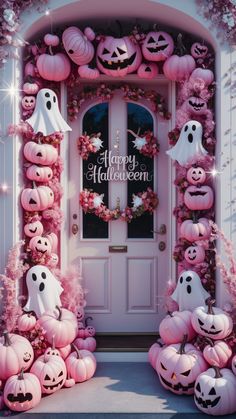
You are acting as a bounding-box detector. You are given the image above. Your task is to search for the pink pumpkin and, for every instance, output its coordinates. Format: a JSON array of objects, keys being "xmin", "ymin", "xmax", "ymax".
[
  {"xmin": 22, "ymin": 96, "xmax": 36, "ymax": 111},
  {"xmin": 44, "ymin": 34, "xmax": 60, "ymax": 47},
  {"xmin": 185, "ymin": 96, "xmax": 207, "ymax": 116},
  {"xmin": 163, "ymin": 54, "xmax": 196, "ymax": 81},
  {"xmin": 78, "ymin": 65, "xmax": 100, "ymax": 79},
  {"xmin": 184, "ymin": 245, "xmax": 205, "ymax": 265},
  {"xmin": 203, "ymin": 338, "xmax": 232, "ymax": 368},
  {"xmin": 23, "ymin": 82, "xmax": 39, "ymax": 95},
  {"xmin": 148, "ymin": 339, "xmax": 164, "ymax": 369},
  {"xmin": 48, "ymin": 253, "xmax": 59, "ymax": 268},
  {"xmin": 77, "ymin": 306, "xmax": 85, "ymax": 323},
  {"xmin": 189, "ymin": 67, "xmax": 214, "ymax": 86},
  {"xmin": 64, "ymin": 378, "xmax": 75, "ymax": 388},
  {"xmin": 0, "ymin": 332, "xmax": 34, "ymax": 380},
  {"xmin": 142, "ymin": 31, "xmax": 174, "ymax": 62},
  {"xmin": 30, "ymin": 354, "xmax": 66, "ymax": 394},
  {"xmin": 18, "ymin": 313, "xmax": 37, "ymax": 332},
  {"xmin": 58, "ymin": 344, "xmax": 71, "ymax": 360},
  {"xmin": 26, "ymin": 165, "xmax": 53, "ymax": 182},
  {"xmin": 24, "ymin": 142, "xmax": 58, "ymax": 166},
  {"xmin": 24, "ymin": 220, "xmax": 44, "ymax": 237},
  {"xmin": 156, "ymin": 335, "xmax": 207, "ymax": 395},
  {"xmin": 37, "ymin": 52, "xmax": 71, "ymax": 82},
  {"xmin": 159, "ymin": 311, "xmax": 196, "ymax": 345},
  {"xmin": 4, "ymin": 370, "xmax": 41, "ymax": 412},
  {"xmin": 137, "ymin": 62, "xmax": 158, "ymax": 79},
  {"xmin": 191, "ymin": 42, "xmax": 208, "ymax": 59},
  {"xmin": 96, "ymin": 36, "xmax": 142, "ymax": 77},
  {"xmin": 180, "ymin": 217, "xmax": 211, "ymax": 242},
  {"xmin": 74, "ymin": 337, "xmax": 96, "ymax": 352},
  {"xmin": 65, "ymin": 345, "xmax": 96, "ymax": 383},
  {"xmin": 85, "ymin": 316, "xmax": 96, "ymax": 337},
  {"xmin": 21, "ymin": 185, "xmax": 54, "ymax": 212},
  {"xmin": 24, "ymin": 62, "xmax": 36, "ymax": 77},
  {"xmin": 29, "ymin": 235, "xmax": 52, "ymax": 256},
  {"xmin": 187, "ymin": 166, "xmax": 206, "ymax": 185},
  {"xmin": 184, "ymin": 185, "xmax": 214, "ymax": 210},
  {"xmin": 46, "ymin": 232, "xmax": 58, "ymax": 252},
  {"xmin": 38, "ymin": 306, "xmax": 78, "ymax": 348},
  {"xmin": 62, "ymin": 26, "xmax": 95, "ymax": 65}
]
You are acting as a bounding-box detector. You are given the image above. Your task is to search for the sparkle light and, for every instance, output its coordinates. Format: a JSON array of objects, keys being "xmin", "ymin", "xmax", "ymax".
[
  {"xmin": 1, "ymin": 184, "xmax": 8, "ymax": 192},
  {"xmin": 206, "ymin": 167, "xmax": 222, "ymax": 177},
  {"xmin": 45, "ymin": 9, "xmax": 50, "ymax": 15}
]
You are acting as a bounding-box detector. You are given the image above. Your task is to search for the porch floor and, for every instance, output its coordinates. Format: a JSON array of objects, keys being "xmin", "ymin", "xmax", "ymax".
[{"xmin": 3, "ymin": 363, "xmax": 234, "ymax": 418}]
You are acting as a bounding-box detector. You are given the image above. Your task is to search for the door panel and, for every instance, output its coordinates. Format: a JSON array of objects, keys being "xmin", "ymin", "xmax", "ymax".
[{"xmin": 127, "ymin": 258, "xmax": 155, "ymax": 312}]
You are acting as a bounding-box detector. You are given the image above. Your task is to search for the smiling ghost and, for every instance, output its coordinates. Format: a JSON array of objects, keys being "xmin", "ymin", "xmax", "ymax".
[
  {"xmin": 24, "ymin": 265, "xmax": 63, "ymax": 318},
  {"xmin": 166, "ymin": 120, "xmax": 208, "ymax": 167},
  {"xmin": 171, "ymin": 270, "xmax": 210, "ymax": 312},
  {"xmin": 26, "ymin": 88, "xmax": 72, "ymax": 136}
]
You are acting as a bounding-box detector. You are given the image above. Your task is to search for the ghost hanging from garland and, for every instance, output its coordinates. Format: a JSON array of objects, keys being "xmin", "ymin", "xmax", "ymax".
[
  {"xmin": 171, "ymin": 270, "xmax": 210, "ymax": 311},
  {"xmin": 24, "ymin": 265, "xmax": 63, "ymax": 318},
  {"xmin": 26, "ymin": 88, "xmax": 72, "ymax": 136},
  {"xmin": 166, "ymin": 120, "xmax": 208, "ymax": 167}
]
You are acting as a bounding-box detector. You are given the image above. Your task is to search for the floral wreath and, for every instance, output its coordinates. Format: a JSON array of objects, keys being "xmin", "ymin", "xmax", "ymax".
[
  {"xmin": 77, "ymin": 130, "xmax": 159, "ymax": 160},
  {"xmin": 80, "ymin": 187, "xmax": 158, "ymax": 222}
]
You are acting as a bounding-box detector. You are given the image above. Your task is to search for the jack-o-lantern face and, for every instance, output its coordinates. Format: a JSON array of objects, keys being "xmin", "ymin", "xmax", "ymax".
[
  {"xmin": 187, "ymin": 167, "xmax": 206, "ymax": 185},
  {"xmin": 186, "ymin": 96, "xmax": 207, "ymax": 115},
  {"xmin": 96, "ymin": 36, "xmax": 142, "ymax": 77},
  {"xmin": 30, "ymin": 355, "xmax": 66, "ymax": 395},
  {"xmin": 77, "ymin": 307, "xmax": 85, "ymax": 322},
  {"xmin": 137, "ymin": 62, "xmax": 158, "ymax": 79},
  {"xmin": 184, "ymin": 245, "xmax": 205, "ymax": 265},
  {"xmin": 4, "ymin": 371, "xmax": 41, "ymax": 412},
  {"xmin": 24, "ymin": 220, "xmax": 44, "ymax": 237},
  {"xmin": 22, "ymin": 96, "xmax": 36, "ymax": 111},
  {"xmin": 29, "ymin": 235, "xmax": 52, "ymax": 255},
  {"xmin": 184, "ymin": 185, "xmax": 214, "ymax": 211},
  {"xmin": 191, "ymin": 42, "xmax": 208, "ymax": 59},
  {"xmin": 142, "ymin": 31, "xmax": 174, "ymax": 62}
]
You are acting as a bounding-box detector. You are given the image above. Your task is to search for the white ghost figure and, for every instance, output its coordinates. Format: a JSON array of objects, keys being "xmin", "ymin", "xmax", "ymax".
[
  {"xmin": 26, "ymin": 88, "xmax": 72, "ymax": 136},
  {"xmin": 171, "ymin": 270, "xmax": 210, "ymax": 312},
  {"xmin": 24, "ymin": 265, "xmax": 63, "ymax": 318},
  {"xmin": 166, "ymin": 120, "xmax": 208, "ymax": 167}
]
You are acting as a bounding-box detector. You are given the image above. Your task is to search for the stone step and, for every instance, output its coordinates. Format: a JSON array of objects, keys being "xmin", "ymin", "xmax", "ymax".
[{"xmin": 96, "ymin": 333, "xmax": 158, "ymax": 352}]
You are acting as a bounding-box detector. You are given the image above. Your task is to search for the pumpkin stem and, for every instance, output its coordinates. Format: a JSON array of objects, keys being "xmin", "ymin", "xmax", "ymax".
[
  {"xmin": 71, "ymin": 343, "xmax": 82, "ymax": 359},
  {"xmin": 56, "ymin": 305, "xmax": 62, "ymax": 321},
  {"xmin": 177, "ymin": 334, "xmax": 188, "ymax": 354},
  {"xmin": 167, "ymin": 311, "xmax": 173, "ymax": 317},
  {"xmin": 204, "ymin": 337, "xmax": 214, "ymax": 347},
  {"xmin": 85, "ymin": 316, "xmax": 93, "ymax": 327},
  {"xmin": 49, "ymin": 45, "xmax": 53, "ymax": 56},
  {"xmin": 176, "ymin": 33, "xmax": 186, "ymax": 56},
  {"xmin": 192, "ymin": 212, "xmax": 199, "ymax": 224},
  {"xmin": 213, "ymin": 366, "xmax": 222, "ymax": 379},
  {"xmin": 206, "ymin": 298, "xmax": 216, "ymax": 315},
  {"xmin": 3, "ymin": 331, "xmax": 11, "ymax": 347},
  {"xmin": 32, "ymin": 181, "xmax": 37, "ymax": 189},
  {"xmin": 18, "ymin": 369, "xmax": 24, "ymax": 380}
]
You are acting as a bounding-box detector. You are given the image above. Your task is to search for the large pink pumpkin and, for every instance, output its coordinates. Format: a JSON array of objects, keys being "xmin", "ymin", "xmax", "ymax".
[
  {"xmin": 148, "ymin": 339, "xmax": 164, "ymax": 369},
  {"xmin": 96, "ymin": 36, "xmax": 142, "ymax": 77},
  {"xmin": 156, "ymin": 335, "xmax": 207, "ymax": 395},
  {"xmin": 203, "ymin": 338, "xmax": 232, "ymax": 368},
  {"xmin": 163, "ymin": 54, "xmax": 196, "ymax": 81},
  {"xmin": 142, "ymin": 31, "xmax": 174, "ymax": 62},
  {"xmin": 180, "ymin": 217, "xmax": 211, "ymax": 242},
  {"xmin": 74, "ymin": 337, "xmax": 97, "ymax": 352},
  {"xmin": 190, "ymin": 67, "xmax": 214, "ymax": 86},
  {"xmin": 159, "ymin": 311, "xmax": 196, "ymax": 345},
  {"xmin": 62, "ymin": 26, "xmax": 95, "ymax": 65},
  {"xmin": 4, "ymin": 371, "xmax": 41, "ymax": 412},
  {"xmin": 184, "ymin": 185, "xmax": 214, "ymax": 210},
  {"xmin": 24, "ymin": 142, "xmax": 58, "ymax": 166},
  {"xmin": 38, "ymin": 306, "xmax": 78, "ymax": 348},
  {"xmin": 65, "ymin": 346, "xmax": 96, "ymax": 383},
  {"xmin": 21, "ymin": 185, "xmax": 54, "ymax": 212},
  {"xmin": 37, "ymin": 52, "xmax": 71, "ymax": 82},
  {"xmin": 184, "ymin": 245, "xmax": 205, "ymax": 265},
  {"xmin": 0, "ymin": 332, "xmax": 34, "ymax": 380},
  {"xmin": 30, "ymin": 354, "xmax": 66, "ymax": 394}
]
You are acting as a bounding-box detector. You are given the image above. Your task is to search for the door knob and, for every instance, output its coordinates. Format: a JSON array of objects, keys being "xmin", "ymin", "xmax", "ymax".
[
  {"xmin": 152, "ymin": 224, "xmax": 167, "ymax": 235},
  {"xmin": 72, "ymin": 224, "xmax": 79, "ymax": 235},
  {"xmin": 159, "ymin": 241, "xmax": 166, "ymax": 251}
]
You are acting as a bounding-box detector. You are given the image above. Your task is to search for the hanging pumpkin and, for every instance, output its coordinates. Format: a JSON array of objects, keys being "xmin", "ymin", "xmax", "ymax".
[
  {"xmin": 184, "ymin": 96, "xmax": 208, "ymax": 116},
  {"xmin": 62, "ymin": 26, "xmax": 95, "ymax": 66},
  {"xmin": 142, "ymin": 31, "xmax": 174, "ymax": 62},
  {"xmin": 0, "ymin": 332, "xmax": 34, "ymax": 380},
  {"xmin": 65, "ymin": 345, "xmax": 96, "ymax": 383},
  {"xmin": 203, "ymin": 338, "xmax": 232, "ymax": 368},
  {"xmin": 163, "ymin": 34, "xmax": 196, "ymax": 81},
  {"xmin": 74, "ymin": 337, "xmax": 97, "ymax": 352},
  {"xmin": 96, "ymin": 35, "xmax": 142, "ymax": 77},
  {"xmin": 26, "ymin": 165, "xmax": 53, "ymax": 183},
  {"xmin": 44, "ymin": 33, "xmax": 60, "ymax": 47},
  {"xmin": 18, "ymin": 313, "xmax": 37, "ymax": 332},
  {"xmin": 78, "ymin": 65, "xmax": 100, "ymax": 79},
  {"xmin": 21, "ymin": 185, "xmax": 54, "ymax": 212},
  {"xmin": 184, "ymin": 245, "xmax": 205, "ymax": 265},
  {"xmin": 156, "ymin": 335, "xmax": 207, "ymax": 395},
  {"xmin": 29, "ymin": 235, "xmax": 52, "ymax": 256},
  {"xmin": 21, "ymin": 96, "xmax": 36, "ymax": 111},
  {"xmin": 187, "ymin": 166, "xmax": 206, "ymax": 185},
  {"xmin": 23, "ymin": 81, "xmax": 39, "ymax": 95},
  {"xmin": 137, "ymin": 62, "xmax": 158, "ymax": 79},
  {"xmin": 191, "ymin": 42, "xmax": 208, "ymax": 59},
  {"xmin": 189, "ymin": 67, "xmax": 214, "ymax": 86},
  {"xmin": 24, "ymin": 141, "xmax": 58, "ymax": 166},
  {"xmin": 159, "ymin": 311, "xmax": 196, "ymax": 345},
  {"xmin": 30, "ymin": 354, "xmax": 66, "ymax": 394},
  {"xmin": 148, "ymin": 338, "xmax": 164, "ymax": 369},
  {"xmin": 37, "ymin": 33, "xmax": 71, "ymax": 82},
  {"xmin": 24, "ymin": 220, "xmax": 44, "ymax": 237},
  {"xmin": 180, "ymin": 217, "xmax": 211, "ymax": 242},
  {"xmin": 4, "ymin": 370, "xmax": 41, "ymax": 412},
  {"xmin": 184, "ymin": 185, "xmax": 214, "ymax": 211},
  {"xmin": 191, "ymin": 299, "xmax": 233, "ymax": 340},
  {"xmin": 194, "ymin": 367, "xmax": 236, "ymax": 415},
  {"xmin": 38, "ymin": 306, "xmax": 78, "ymax": 348}
]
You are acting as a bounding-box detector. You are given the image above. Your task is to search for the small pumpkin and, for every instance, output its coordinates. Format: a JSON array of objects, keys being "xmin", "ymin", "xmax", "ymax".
[
  {"xmin": 187, "ymin": 166, "xmax": 206, "ymax": 185},
  {"xmin": 78, "ymin": 65, "xmax": 100, "ymax": 79},
  {"xmin": 21, "ymin": 185, "xmax": 54, "ymax": 212},
  {"xmin": 65, "ymin": 345, "xmax": 96, "ymax": 383},
  {"xmin": 184, "ymin": 245, "xmax": 205, "ymax": 265},
  {"xmin": 24, "ymin": 220, "xmax": 44, "ymax": 237},
  {"xmin": 191, "ymin": 42, "xmax": 208, "ymax": 59},
  {"xmin": 44, "ymin": 33, "xmax": 60, "ymax": 47},
  {"xmin": 137, "ymin": 62, "xmax": 158, "ymax": 79},
  {"xmin": 21, "ymin": 96, "xmax": 36, "ymax": 111},
  {"xmin": 185, "ymin": 96, "xmax": 207, "ymax": 116},
  {"xmin": 4, "ymin": 370, "xmax": 41, "ymax": 412},
  {"xmin": 156, "ymin": 335, "xmax": 207, "ymax": 395},
  {"xmin": 203, "ymin": 338, "xmax": 232, "ymax": 368},
  {"xmin": 23, "ymin": 82, "xmax": 39, "ymax": 95},
  {"xmin": 142, "ymin": 31, "xmax": 174, "ymax": 62},
  {"xmin": 37, "ymin": 48, "xmax": 71, "ymax": 82},
  {"xmin": 29, "ymin": 235, "xmax": 52, "ymax": 256},
  {"xmin": 189, "ymin": 67, "xmax": 214, "ymax": 86},
  {"xmin": 191, "ymin": 299, "xmax": 233, "ymax": 340},
  {"xmin": 180, "ymin": 217, "xmax": 211, "ymax": 242},
  {"xmin": 148, "ymin": 338, "xmax": 164, "ymax": 369},
  {"xmin": 48, "ymin": 253, "xmax": 59, "ymax": 268},
  {"xmin": 163, "ymin": 54, "xmax": 196, "ymax": 81},
  {"xmin": 30, "ymin": 354, "xmax": 66, "ymax": 394},
  {"xmin": 62, "ymin": 26, "xmax": 95, "ymax": 66},
  {"xmin": 74, "ymin": 337, "xmax": 96, "ymax": 352},
  {"xmin": 24, "ymin": 141, "xmax": 58, "ymax": 166},
  {"xmin": 18, "ymin": 313, "xmax": 37, "ymax": 332},
  {"xmin": 159, "ymin": 311, "xmax": 196, "ymax": 345},
  {"xmin": 46, "ymin": 232, "xmax": 58, "ymax": 253},
  {"xmin": 184, "ymin": 185, "xmax": 214, "ymax": 211},
  {"xmin": 194, "ymin": 367, "xmax": 236, "ymax": 416},
  {"xmin": 26, "ymin": 165, "xmax": 53, "ymax": 182},
  {"xmin": 85, "ymin": 316, "xmax": 96, "ymax": 337}
]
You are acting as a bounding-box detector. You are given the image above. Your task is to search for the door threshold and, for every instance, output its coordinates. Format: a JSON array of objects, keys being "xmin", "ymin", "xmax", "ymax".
[
  {"xmin": 95, "ymin": 352, "xmax": 148, "ymax": 362},
  {"xmin": 96, "ymin": 333, "xmax": 157, "ymax": 353}
]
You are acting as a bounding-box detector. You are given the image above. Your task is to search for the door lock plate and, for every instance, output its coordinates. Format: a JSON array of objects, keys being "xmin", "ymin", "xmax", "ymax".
[{"xmin": 159, "ymin": 241, "xmax": 166, "ymax": 251}]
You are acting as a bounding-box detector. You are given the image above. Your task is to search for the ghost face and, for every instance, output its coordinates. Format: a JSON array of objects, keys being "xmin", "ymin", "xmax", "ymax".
[
  {"xmin": 26, "ymin": 88, "xmax": 71, "ymax": 136},
  {"xmin": 166, "ymin": 120, "xmax": 208, "ymax": 167}
]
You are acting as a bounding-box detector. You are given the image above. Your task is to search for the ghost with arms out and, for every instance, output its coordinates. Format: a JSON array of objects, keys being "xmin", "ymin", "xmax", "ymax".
[
  {"xmin": 171, "ymin": 270, "xmax": 210, "ymax": 311},
  {"xmin": 24, "ymin": 265, "xmax": 63, "ymax": 318},
  {"xmin": 166, "ymin": 120, "xmax": 208, "ymax": 167},
  {"xmin": 26, "ymin": 88, "xmax": 72, "ymax": 136}
]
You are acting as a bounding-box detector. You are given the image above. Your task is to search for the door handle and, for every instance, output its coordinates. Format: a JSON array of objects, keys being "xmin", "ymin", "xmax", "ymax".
[
  {"xmin": 152, "ymin": 224, "xmax": 167, "ymax": 235},
  {"xmin": 72, "ymin": 224, "xmax": 79, "ymax": 235}
]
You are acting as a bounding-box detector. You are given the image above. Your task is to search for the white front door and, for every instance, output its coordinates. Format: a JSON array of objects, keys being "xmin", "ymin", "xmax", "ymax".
[{"xmin": 69, "ymin": 83, "xmax": 171, "ymax": 332}]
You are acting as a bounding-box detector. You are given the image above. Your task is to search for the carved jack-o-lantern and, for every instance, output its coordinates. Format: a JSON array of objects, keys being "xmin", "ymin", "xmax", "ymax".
[
  {"xmin": 24, "ymin": 220, "xmax": 44, "ymax": 238},
  {"xmin": 4, "ymin": 370, "xmax": 41, "ymax": 412},
  {"xmin": 30, "ymin": 354, "xmax": 66, "ymax": 394},
  {"xmin": 185, "ymin": 96, "xmax": 207, "ymax": 115},
  {"xmin": 184, "ymin": 245, "xmax": 205, "ymax": 265},
  {"xmin": 137, "ymin": 62, "xmax": 158, "ymax": 79},
  {"xmin": 142, "ymin": 31, "xmax": 174, "ymax": 62},
  {"xmin": 187, "ymin": 167, "xmax": 206, "ymax": 185},
  {"xmin": 29, "ymin": 235, "xmax": 52, "ymax": 256},
  {"xmin": 22, "ymin": 96, "xmax": 36, "ymax": 111},
  {"xmin": 26, "ymin": 165, "xmax": 53, "ymax": 183},
  {"xmin": 191, "ymin": 42, "xmax": 208, "ymax": 59},
  {"xmin": 184, "ymin": 185, "xmax": 214, "ymax": 210},
  {"xmin": 96, "ymin": 36, "xmax": 142, "ymax": 77}
]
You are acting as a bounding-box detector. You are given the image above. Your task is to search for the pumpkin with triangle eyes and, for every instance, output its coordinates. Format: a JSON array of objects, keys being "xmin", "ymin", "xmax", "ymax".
[
  {"xmin": 29, "ymin": 235, "xmax": 52, "ymax": 256},
  {"xmin": 191, "ymin": 42, "xmax": 208, "ymax": 59},
  {"xmin": 137, "ymin": 62, "xmax": 158, "ymax": 79},
  {"xmin": 30, "ymin": 354, "xmax": 66, "ymax": 394},
  {"xmin": 187, "ymin": 167, "xmax": 206, "ymax": 185},
  {"xmin": 156, "ymin": 335, "xmax": 207, "ymax": 395},
  {"xmin": 194, "ymin": 367, "xmax": 236, "ymax": 415},
  {"xmin": 26, "ymin": 165, "xmax": 53, "ymax": 183},
  {"xmin": 184, "ymin": 245, "xmax": 205, "ymax": 265},
  {"xmin": 142, "ymin": 31, "xmax": 174, "ymax": 62}
]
